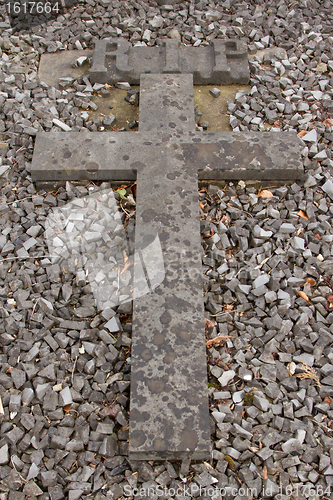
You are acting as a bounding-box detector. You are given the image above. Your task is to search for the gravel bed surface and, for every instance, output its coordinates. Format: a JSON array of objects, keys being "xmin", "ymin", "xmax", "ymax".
[{"xmin": 0, "ymin": 0, "xmax": 333, "ymax": 499}]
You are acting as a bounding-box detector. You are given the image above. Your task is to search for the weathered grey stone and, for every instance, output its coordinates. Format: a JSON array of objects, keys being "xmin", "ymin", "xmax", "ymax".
[
  {"xmin": 281, "ymin": 438, "xmax": 303, "ymax": 453},
  {"xmin": 38, "ymin": 50, "xmax": 92, "ymax": 88},
  {"xmin": 90, "ymin": 38, "xmax": 250, "ymax": 85},
  {"xmin": 209, "ymin": 87, "xmax": 221, "ymax": 98},
  {"xmin": 0, "ymin": 443, "xmax": 9, "ymax": 464},
  {"xmin": 218, "ymin": 370, "xmax": 236, "ymax": 387},
  {"xmin": 10, "ymin": 368, "xmax": 26, "ymax": 389}
]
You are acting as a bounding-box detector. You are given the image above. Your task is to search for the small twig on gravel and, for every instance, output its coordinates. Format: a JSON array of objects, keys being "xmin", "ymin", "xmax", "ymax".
[
  {"xmin": 71, "ymin": 356, "xmax": 78, "ymax": 386},
  {"xmin": 7, "ymin": 195, "xmax": 34, "ymax": 205},
  {"xmin": 0, "ymin": 254, "xmax": 58, "ymax": 262},
  {"xmin": 310, "ymin": 418, "xmax": 333, "ymax": 438},
  {"xmin": 206, "ymin": 335, "xmax": 231, "ymax": 348},
  {"xmin": 10, "ymin": 456, "xmax": 28, "ymax": 482}
]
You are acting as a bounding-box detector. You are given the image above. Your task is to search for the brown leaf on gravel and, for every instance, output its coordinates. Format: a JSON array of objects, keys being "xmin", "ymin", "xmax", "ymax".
[
  {"xmin": 206, "ymin": 335, "xmax": 231, "ymax": 348},
  {"xmin": 323, "ymin": 118, "xmax": 333, "ymax": 127},
  {"xmin": 199, "ymin": 200, "xmax": 206, "ymax": 210},
  {"xmin": 295, "ymin": 360, "xmax": 321, "ymax": 387},
  {"xmin": 258, "ymin": 189, "xmax": 273, "ymax": 198},
  {"xmin": 205, "ymin": 318, "xmax": 215, "ymax": 336},
  {"xmin": 262, "ymin": 466, "xmax": 268, "ymax": 480},
  {"xmin": 297, "ymin": 209, "xmax": 308, "ymax": 219},
  {"xmin": 120, "ymin": 259, "xmax": 133, "ymax": 276},
  {"xmin": 130, "ymin": 181, "xmax": 137, "ymax": 200},
  {"xmin": 297, "ymin": 290, "xmax": 310, "ymax": 303},
  {"xmin": 303, "ymin": 278, "xmax": 316, "ymax": 287},
  {"xmin": 327, "ymin": 295, "xmax": 333, "ymax": 309},
  {"xmin": 297, "ymin": 130, "xmax": 306, "ymax": 137},
  {"xmin": 224, "ymin": 455, "xmax": 235, "ymax": 471}
]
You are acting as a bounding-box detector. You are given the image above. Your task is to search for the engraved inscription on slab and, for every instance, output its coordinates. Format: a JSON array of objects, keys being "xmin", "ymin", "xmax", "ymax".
[{"xmin": 89, "ymin": 38, "xmax": 250, "ymax": 85}]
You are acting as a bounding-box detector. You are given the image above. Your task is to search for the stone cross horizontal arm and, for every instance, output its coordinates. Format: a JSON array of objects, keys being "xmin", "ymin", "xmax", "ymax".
[{"xmin": 31, "ymin": 74, "xmax": 303, "ymax": 460}]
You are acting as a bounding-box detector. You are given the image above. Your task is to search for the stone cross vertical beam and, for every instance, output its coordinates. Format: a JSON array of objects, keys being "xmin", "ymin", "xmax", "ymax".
[
  {"xmin": 128, "ymin": 74, "xmax": 210, "ymax": 460},
  {"xmin": 32, "ymin": 70, "xmax": 304, "ymax": 460}
]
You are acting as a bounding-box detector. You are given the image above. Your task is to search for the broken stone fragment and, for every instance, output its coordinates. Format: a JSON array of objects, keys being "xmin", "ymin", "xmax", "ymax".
[
  {"xmin": 218, "ymin": 370, "xmax": 236, "ymax": 386},
  {"xmin": 115, "ymin": 82, "xmax": 131, "ymax": 91},
  {"xmin": 209, "ymin": 87, "xmax": 221, "ymax": 98}
]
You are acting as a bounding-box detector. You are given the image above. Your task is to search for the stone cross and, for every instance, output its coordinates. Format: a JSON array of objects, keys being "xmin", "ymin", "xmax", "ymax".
[{"xmin": 32, "ymin": 40, "xmax": 304, "ymax": 461}]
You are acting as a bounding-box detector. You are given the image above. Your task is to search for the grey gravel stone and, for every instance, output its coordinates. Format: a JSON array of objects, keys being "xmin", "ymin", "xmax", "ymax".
[
  {"xmin": 209, "ymin": 88, "xmax": 221, "ymax": 98},
  {"xmin": 0, "ymin": 443, "xmax": 9, "ymax": 465}
]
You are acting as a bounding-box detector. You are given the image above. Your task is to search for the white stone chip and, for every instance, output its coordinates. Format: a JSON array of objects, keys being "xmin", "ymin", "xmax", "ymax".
[
  {"xmin": 302, "ymin": 129, "xmax": 317, "ymax": 143},
  {"xmin": 218, "ymin": 370, "xmax": 236, "ymax": 387},
  {"xmin": 52, "ymin": 118, "xmax": 72, "ymax": 132}
]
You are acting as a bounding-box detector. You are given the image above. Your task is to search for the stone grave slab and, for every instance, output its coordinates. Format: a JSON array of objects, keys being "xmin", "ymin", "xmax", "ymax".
[
  {"xmin": 32, "ymin": 73, "xmax": 304, "ymax": 460},
  {"xmin": 89, "ymin": 38, "xmax": 250, "ymax": 85},
  {"xmin": 38, "ymin": 50, "xmax": 92, "ymax": 88},
  {"xmin": 31, "ymin": 46, "xmax": 304, "ymax": 461}
]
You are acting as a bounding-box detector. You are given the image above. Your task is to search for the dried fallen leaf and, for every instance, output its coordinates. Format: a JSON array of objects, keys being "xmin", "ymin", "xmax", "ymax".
[
  {"xmin": 324, "ymin": 397, "xmax": 331, "ymax": 404},
  {"xmin": 258, "ymin": 189, "xmax": 273, "ymax": 198},
  {"xmin": 297, "ymin": 130, "xmax": 307, "ymax": 137},
  {"xmin": 323, "ymin": 118, "xmax": 333, "ymax": 127},
  {"xmin": 123, "ymin": 250, "xmax": 128, "ymax": 264},
  {"xmin": 105, "ymin": 83, "xmax": 112, "ymax": 89},
  {"xmin": 314, "ymin": 233, "xmax": 321, "ymax": 240},
  {"xmin": 304, "ymin": 278, "xmax": 316, "ymax": 287},
  {"xmin": 224, "ymin": 455, "xmax": 235, "ymax": 471},
  {"xmin": 262, "ymin": 466, "xmax": 268, "ymax": 480},
  {"xmin": 130, "ymin": 181, "xmax": 137, "ymax": 200},
  {"xmin": 297, "ymin": 290, "xmax": 310, "ymax": 303},
  {"xmin": 295, "ymin": 360, "xmax": 321, "ymax": 387},
  {"xmin": 223, "ymin": 304, "xmax": 234, "ymax": 312},
  {"xmin": 64, "ymin": 404, "xmax": 72, "ymax": 412},
  {"xmin": 297, "ymin": 209, "xmax": 308, "ymax": 219},
  {"xmin": 205, "ymin": 318, "xmax": 215, "ymax": 331},
  {"xmin": 327, "ymin": 295, "xmax": 333, "ymax": 309},
  {"xmin": 204, "ymin": 229, "xmax": 214, "ymax": 238},
  {"xmin": 221, "ymin": 215, "xmax": 229, "ymax": 225},
  {"xmin": 206, "ymin": 335, "xmax": 231, "ymax": 348},
  {"xmin": 199, "ymin": 200, "xmax": 206, "ymax": 210},
  {"xmin": 119, "ymin": 259, "xmax": 133, "ymax": 276}
]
